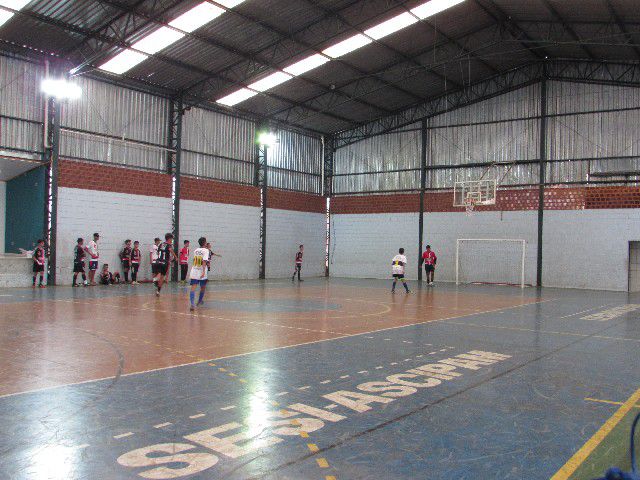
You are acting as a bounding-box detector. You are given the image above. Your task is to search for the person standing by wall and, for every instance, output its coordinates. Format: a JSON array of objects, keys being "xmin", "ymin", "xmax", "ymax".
[
  {"xmin": 85, "ymin": 233, "xmax": 100, "ymax": 286},
  {"xmin": 421, "ymin": 245, "xmax": 437, "ymax": 286}
]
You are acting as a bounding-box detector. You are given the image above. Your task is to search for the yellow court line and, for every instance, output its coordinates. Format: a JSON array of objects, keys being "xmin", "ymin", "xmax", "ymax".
[
  {"xmin": 584, "ymin": 397, "xmax": 640, "ymax": 408},
  {"xmin": 551, "ymin": 387, "xmax": 640, "ymax": 480}
]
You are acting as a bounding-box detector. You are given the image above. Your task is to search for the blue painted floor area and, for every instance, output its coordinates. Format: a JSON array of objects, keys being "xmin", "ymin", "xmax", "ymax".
[{"xmin": 0, "ymin": 282, "xmax": 639, "ymax": 479}]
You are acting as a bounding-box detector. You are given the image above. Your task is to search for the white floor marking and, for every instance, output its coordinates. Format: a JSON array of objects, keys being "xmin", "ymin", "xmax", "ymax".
[
  {"xmin": 416, "ymin": 355, "xmax": 424, "ymax": 358},
  {"xmin": 114, "ymin": 432, "xmax": 134, "ymax": 439},
  {"xmin": 298, "ymin": 386, "xmax": 311, "ymax": 390},
  {"xmin": 276, "ymin": 391, "xmax": 288, "ymax": 396},
  {"xmin": 221, "ymin": 406, "xmax": 236, "ymax": 411},
  {"xmin": 358, "ymin": 370, "xmax": 368, "ymax": 374},
  {"xmin": 324, "ymin": 404, "xmax": 337, "ymax": 409},
  {"xmin": 153, "ymin": 422, "xmax": 172, "ymax": 429},
  {"xmin": 189, "ymin": 414, "xmax": 206, "ymax": 419},
  {"xmin": 390, "ymin": 362, "xmax": 398, "ymax": 366},
  {"xmin": 320, "ymin": 380, "xmax": 331, "ymax": 384},
  {"xmin": 339, "ymin": 375, "xmax": 350, "ymax": 379},
  {"xmin": 375, "ymin": 366, "xmax": 383, "ymax": 369}
]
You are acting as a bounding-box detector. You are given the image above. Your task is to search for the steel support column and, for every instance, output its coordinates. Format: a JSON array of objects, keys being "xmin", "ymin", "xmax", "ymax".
[
  {"xmin": 44, "ymin": 96, "xmax": 61, "ymax": 286},
  {"xmin": 537, "ymin": 75, "xmax": 548, "ymax": 287},
  {"xmin": 323, "ymin": 135, "xmax": 334, "ymax": 277},
  {"xmin": 168, "ymin": 96, "xmax": 184, "ymax": 282},
  {"xmin": 418, "ymin": 119, "xmax": 428, "ymax": 282},
  {"xmin": 257, "ymin": 142, "xmax": 268, "ymax": 279}
]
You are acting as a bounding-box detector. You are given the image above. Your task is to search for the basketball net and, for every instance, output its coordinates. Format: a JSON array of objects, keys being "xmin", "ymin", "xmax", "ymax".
[{"xmin": 464, "ymin": 194, "xmax": 477, "ymax": 216}]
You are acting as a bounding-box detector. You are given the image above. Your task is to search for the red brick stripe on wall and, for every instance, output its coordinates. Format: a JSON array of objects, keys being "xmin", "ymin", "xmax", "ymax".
[
  {"xmin": 332, "ymin": 186, "xmax": 640, "ymax": 214},
  {"xmin": 59, "ymin": 159, "xmax": 171, "ymax": 197},
  {"xmin": 331, "ymin": 194, "xmax": 420, "ymax": 214},
  {"xmin": 267, "ymin": 188, "xmax": 325, "ymax": 213},
  {"xmin": 180, "ymin": 176, "xmax": 260, "ymax": 207}
]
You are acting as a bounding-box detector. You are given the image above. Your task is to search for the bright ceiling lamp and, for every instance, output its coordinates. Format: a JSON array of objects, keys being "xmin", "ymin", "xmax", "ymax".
[
  {"xmin": 411, "ymin": 0, "xmax": 465, "ymax": 19},
  {"xmin": 284, "ymin": 54, "xmax": 330, "ymax": 76},
  {"xmin": 322, "ymin": 33, "xmax": 372, "ymax": 59},
  {"xmin": 0, "ymin": 0, "xmax": 31, "ymax": 27},
  {"xmin": 248, "ymin": 71, "xmax": 293, "ymax": 92},
  {"xmin": 217, "ymin": 88, "xmax": 257, "ymax": 106},
  {"xmin": 364, "ymin": 12, "xmax": 418, "ymax": 40},
  {"xmin": 99, "ymin": 1, "xmax": 245, "ymax": 74},
  {"xmin": 41, "ymin": 78, "xmax": 82, "ymax": 100}
]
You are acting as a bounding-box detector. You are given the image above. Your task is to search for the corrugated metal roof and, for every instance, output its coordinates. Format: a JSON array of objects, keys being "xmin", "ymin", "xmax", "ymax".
[{"xmin": 1, "ymin": 0, "xmax": 639, "ymax": 134}]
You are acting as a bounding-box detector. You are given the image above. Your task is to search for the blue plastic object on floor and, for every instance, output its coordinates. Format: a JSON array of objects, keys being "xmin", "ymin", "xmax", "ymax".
[{"xmin": 595, "ymin": 413, "xmax": 640, "ymax": 480}]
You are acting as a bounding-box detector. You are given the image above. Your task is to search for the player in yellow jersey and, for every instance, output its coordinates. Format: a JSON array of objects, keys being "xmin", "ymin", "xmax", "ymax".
[{"xmin": 189, "ymin": 237, "xmax": 210, "ymax": 311}]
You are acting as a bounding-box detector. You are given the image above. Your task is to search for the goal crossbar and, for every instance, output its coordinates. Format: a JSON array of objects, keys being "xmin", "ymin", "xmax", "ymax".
[{"xmin": 455, "ymin": 238, "xmax": 526, "ymax": 288}]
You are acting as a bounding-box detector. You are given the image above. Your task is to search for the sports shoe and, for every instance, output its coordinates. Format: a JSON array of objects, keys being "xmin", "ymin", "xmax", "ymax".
[
  {"xmin": 391, "ymin": 290, "xmax": 395, "ymax": 294},
  {"xmin": 197, "ymin": 300, "xmax": 204, "ymax": 306},
  {"xmin": 39, "ymin": 284, "xmax": 46, "ymax": 289},
  {"xmin": 190, "ymin": 305, "xmax": 195, "ymax": 311},
  {"xmin": 155, "ymin": 290, "xmax": 160, "ymax": 297},
  {"xmin": 72, "ymin": 283, "xmax": 79, "ymax": 288}
]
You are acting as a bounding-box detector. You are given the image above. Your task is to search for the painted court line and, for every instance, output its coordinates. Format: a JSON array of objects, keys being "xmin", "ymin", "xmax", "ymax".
[
  {"xmin": 320, "ymin": 380, "xmax": 331, "ymax": 384},
  {"xmin": 189, "ymin": 413, "xmax": 206, "ymax": 419},
  {"xmin": 276, "ymin": 391, "xmax": 289, "ymax": 396},
  {"xmin": 551, "ymin": 386, "xmax": 640, "ymax": 479},
  {"xmin": 0, "ymin": 300, "xmax": 545, "ymax": 400},
  {"xmin": 220, "ymin": 406, "xmax": 236, "ymax": 411},
  {"xmin": 298, "ymin": 386, "xmax": 311, "ymax": 390},
  {"xmin": 153, "ymin": 422, "xmax": 172, "ymax": 429},
  {"xmin": 113, "ymin": 432, "xmax": 134, "ymax": 439},
  {"xmin": 585, "ymin": 397, "xmax": 640, "ymax": 408}
]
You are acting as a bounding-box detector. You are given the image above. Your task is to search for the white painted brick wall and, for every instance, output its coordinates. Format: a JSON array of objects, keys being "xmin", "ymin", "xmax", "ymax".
[
  {"xmin": 543, "ymin": 209, "xmax": 640, "ymax": 291},
  {"xmin": 329, "ymin": 213, "xmax": 419, "ymax": 279},
  {"xmin": 180, "ymin": 200, "xmax": 260, "ymax": 279},
  {"xmin": 266, "ymin": 209, "xmax": 326, "ymax": 278},
  {"xmin": 56, "ymin": 187, "xmax": 172, "ymax": 284}
]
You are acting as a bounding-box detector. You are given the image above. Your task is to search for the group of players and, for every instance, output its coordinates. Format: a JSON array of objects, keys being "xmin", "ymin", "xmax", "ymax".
[{"xmin": 391, "ymin": 244, "xmax": 438, "ymax": 293}]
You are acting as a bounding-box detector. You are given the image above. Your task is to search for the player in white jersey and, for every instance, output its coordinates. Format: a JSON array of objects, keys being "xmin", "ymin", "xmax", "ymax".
[
  {"xmin": 189, "ymin": 237, "xmax": 210, "ymax": 311},
  {"xmin": 391, "ymin": 248, "xmax": 411, "ymax": 294}
]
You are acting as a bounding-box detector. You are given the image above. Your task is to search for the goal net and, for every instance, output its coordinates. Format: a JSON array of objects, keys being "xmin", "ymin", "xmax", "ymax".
[{"xmin": 456, "ymin": 239, "xmax": 526, "ymax": 288}]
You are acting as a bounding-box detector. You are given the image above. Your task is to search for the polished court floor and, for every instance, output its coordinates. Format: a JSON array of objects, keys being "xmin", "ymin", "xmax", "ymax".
[{"xmin": 0, "ymin": 278, "xmax": 639, "ymax": 479}]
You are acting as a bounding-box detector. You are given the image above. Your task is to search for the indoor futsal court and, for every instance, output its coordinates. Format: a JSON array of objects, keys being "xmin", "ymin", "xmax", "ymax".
[{"xmin": 1, "ymin": 1, "xmax": 640, "ymax": 480}]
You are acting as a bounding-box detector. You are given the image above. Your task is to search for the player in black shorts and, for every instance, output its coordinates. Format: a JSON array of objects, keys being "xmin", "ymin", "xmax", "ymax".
[
  {"xmin": 120, "ymin": 239, "xmax": 132, "ymax": 284},
  {"xmin": 154, "ymin": 233, "xmax": 177, "ymax": 296},
  {"xmin": 32, "ymin": 239, "xmax": 46, "ymax": 288},
  {"xmin": 130, "ymin": 241, "xmax": 141, "ymax": 284},
  {"xmin": 72, "ymin": 238, "xmax": 87, "ymax": 287}
]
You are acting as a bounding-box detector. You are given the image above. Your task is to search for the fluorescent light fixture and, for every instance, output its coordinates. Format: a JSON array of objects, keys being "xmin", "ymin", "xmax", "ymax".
[
  {"xmin": 283, "ymin": 54, "xmax": 330, "ymax": 76},
  {"xmin": 257, "ymin": 132, "xmax": 278, "ymax": 147},
  {"xmin": 411, "ymin": 0, "xmax": 465, "ymax": 19},
  {"xmin": 41, "ymin": 78, "xmax": 82, "ymax": 100},
  {"xmin": 99, "ymin": 0, "xmax": 246, "ymax": 74},
  {"xmin": 364, "ymin": 12, "xmax": 418, "ymax": 40},
  {"xmin": 322, "ymin": 33, "xmax": 372, "ymax": 59},
  {"xmin": 217, "ymin": 88, "xmax": 257, "ymax": 106},
  {"xmin": 169, "ymin": 2, "xmax": 224, "ymax": 32},
  {"xmin": 99, "ymin": 49, "xmax": 148, "ymax": 74},
  {"xmin": 132, "ymin": 27, "xmax": 184, "ymax": 55},
  {"xmin": 0, "ymin": 0, "xmax": 31, "ymax": 27},
  {"xmin": 248, "ymin": 71, "xmax": 293, "ymax": 92}
]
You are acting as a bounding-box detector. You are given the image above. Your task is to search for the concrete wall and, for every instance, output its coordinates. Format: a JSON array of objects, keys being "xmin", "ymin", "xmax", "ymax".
[
  {"xmin": 330, "ymin": 213, "xmax": 419, "ymax": 279},
  {"xmin": 180, "ymin": 200, "xmax": 260, "ymax": 279},
  {"xmin": 265, "ymin": 189, "xmax": 326, "ymax": 279},
  {"xmin": 543, "ymin": 209, "xmax": 640, "ymax": 291},
  {"xmin": 57, "ymin": 187, "xmax": 172, "ymax": 282},
  {"xmin": 266, "ymin": 209, "xmax": 326, "ymax": 278}
]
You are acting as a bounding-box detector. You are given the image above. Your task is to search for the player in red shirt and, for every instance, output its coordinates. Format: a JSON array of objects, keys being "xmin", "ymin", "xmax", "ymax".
[
  {"xmin": 421, "ymin": 245, "xmax": 437, "ymax": 286},
  {"xmin": 179, "ymin": 240, "xmax": 190, "ymax": 284},
  {"xmin": 32, "ymin": 239, "xmax": 46, "ymax": 288},
  {"xmin": 291, "ymin": 245, "xmax": 304, "ymax": 282}
]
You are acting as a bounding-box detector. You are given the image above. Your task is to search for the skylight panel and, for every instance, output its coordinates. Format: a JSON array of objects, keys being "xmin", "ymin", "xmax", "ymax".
[
  {"xmin": 322, "ymin": 34, "xmax": 372, "ymax": 59},
  {"xmin": 98, "ymin": 0, "xmax": 246, "ymax": 75},
  {"xmin": 169, "ymin": 2, "xmax": 225, "ymax": 32},
  {"xmin": 248, "ymin": 71, "xmax": 293, "ymax": 92},
  {"xmin": 99, "ymin": 50, "xmax": 148, "ymax": 75},
  {"xmin": 0, "ymin": 0, "xmax": 31, "ymax": 28},
  {"xmin": 283, "ymin": 54, "xmax": 330, "ymax": 76},
  {"xmin": 217, "ymin": 88, "xmax": 258, "ymax": 106},
  {"xmin": 133, "ymin": 27, "xmax": 184, "ymax": 55},
  {"xmin": 364, "ymin": 12, "xmax": 418, "ymax": 40},
  {"xmin": 410, "ymin": 0, "xmax": 465, "ymax": 19}
]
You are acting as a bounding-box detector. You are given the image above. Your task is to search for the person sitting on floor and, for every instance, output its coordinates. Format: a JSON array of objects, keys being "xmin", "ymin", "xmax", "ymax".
[{"xmin": 99, "ymin": 264, "xmax": 121, "ymax": 285}]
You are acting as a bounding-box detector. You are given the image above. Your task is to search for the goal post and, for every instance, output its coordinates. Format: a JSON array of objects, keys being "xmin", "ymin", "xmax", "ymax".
[{"xmin": 455, "ymin": 239, "xmax": 526, "ymax": 288}]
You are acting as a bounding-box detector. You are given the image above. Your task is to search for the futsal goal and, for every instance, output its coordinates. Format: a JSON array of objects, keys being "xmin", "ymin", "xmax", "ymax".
[{"xmin": 455, "ymin": 239, "xmax": 526, "ymax": 288}]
